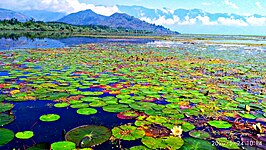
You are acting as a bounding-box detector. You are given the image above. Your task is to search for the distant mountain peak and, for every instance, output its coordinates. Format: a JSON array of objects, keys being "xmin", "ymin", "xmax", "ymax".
[
  {"xmin": 58, "ymin": 9, "xmax": 177, "ymax": 34},
  {"xmin": 0, "ymin": 8, "xmax": 29, "ymax": 22}
]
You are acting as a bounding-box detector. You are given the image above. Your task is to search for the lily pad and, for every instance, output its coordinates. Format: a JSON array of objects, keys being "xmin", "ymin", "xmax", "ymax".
[
  {"xmin": 117, "ymin": 110, "xmax": 139, "ymax": 119},
  {"xmin": 239, "ymin": 113, "xmax": 256, "ymax": 119},
  {"xmin": 54, "ymin": 103, "xmax": 69, "ymax": 108},
  {"xmin": 51, "ymin": 141, "xmax": 76, "ymax": 150},
  {"xmin": 65, "ymin": 125, "xmax": 111, "ymax": 148},
  {"xmin": 216, "ymin": 137, "xmax": 239, "ymax": 149},
  {"xmin": 40, "ymin": 114, "xmax": 60, "ymax": 122},
  {"xmin": 208, "ymin": 120, "xmax": 232, "ymax": 129},
  {"xmin": 130, "ymin": 145, "xmax": 150, "ymax": 150},
  {"xmin": 0, "ymin": 103, "xmax": 14, "ymax": 113},
  {"xmin": 189, "ymin": 130, "xmax": 210, "ymax": 139},
  {"xmin": 180, "ymin": 138, "xmax": 216, "ymax": 150},
  {"xmin": 141, "ymin": 137, "xmax": 167, "ymax": 149},
  {"xmin": 70, "ymin": 103, "xmax": 89, "ymax": 109},
  {"xmin": 15, "ymin": 131, "xmax": 34, "ymax": 139},
  {"xmin": 0, "ymin": 114, "xmax": 15, "ymax": 126},
  {"xmin": 112, "ymin": 124, "xmax": 145, "ymax": 140},
  {"xmin": 103, "ymin": 104, "xmax": 130, "ymax": 113},
  {"xmin": 76, "ymin": 108, "xmax": 97, "ymax": 115},
  {"xmin": 0, "ymin": 128, "xmax": 14, "ymax": 146}
]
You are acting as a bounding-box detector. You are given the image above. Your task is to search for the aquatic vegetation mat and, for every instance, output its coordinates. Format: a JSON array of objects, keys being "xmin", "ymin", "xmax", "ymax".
[{"xmin": 0, "ymin": 40, "xmax": 265, "ymax": 149}]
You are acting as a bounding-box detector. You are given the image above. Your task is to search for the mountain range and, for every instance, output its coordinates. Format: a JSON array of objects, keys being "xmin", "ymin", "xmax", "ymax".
[
  {"xmin": 57, "ymin": 10, "xmax": 175, "ymax": 34},
  {"xmin": 1, "ymin": 5, "xmax": 266, "ymax": 35},
  {"xmin": 0, "ymin": 8, "xmax": 29, "ymax": 22}
]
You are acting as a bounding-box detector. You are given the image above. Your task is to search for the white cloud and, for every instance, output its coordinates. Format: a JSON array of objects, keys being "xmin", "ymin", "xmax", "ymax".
[
  {"xmin": 256, "ymin": 2, "xmax": 263, "ymax": 9},
  {"xmin": 217, "ymin": 17, "xmax": 248, "ymax": 26},
  {"xmin": 140, "ymin": 15, "xmax": 180, "ymax": 25},
  {"xmin": 0, "ymin": 0, "xmax": 119, "ymax": 16},
  {"xmin": 224, "ymin": 0, "xmax": 239, "ymax": 9},
  {"xmin": 178, "ymin": 16, "xmax": 197, "ymax": 25},
  {"xmin": 246, "ymin": 16, "xmax": 266, "ymax": 26},
  {"xmin": 196, "ymin": 16, "xmax": 218, "ymax": 25}
]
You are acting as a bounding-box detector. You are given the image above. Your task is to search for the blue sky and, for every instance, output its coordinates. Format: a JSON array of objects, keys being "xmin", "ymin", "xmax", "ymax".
[{"xmin": 0, "ymin": 0, "xmax": 265, "ymax": 15}]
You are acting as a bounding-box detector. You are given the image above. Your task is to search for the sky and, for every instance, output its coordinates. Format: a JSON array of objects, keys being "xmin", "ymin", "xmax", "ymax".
[
  {"xmin": 0, "ymin": 0, "xmax": 266, "ymax": 35},
  {"xmin": 1, "ymin": 0, "xmax": 265, "ymax": 15}
]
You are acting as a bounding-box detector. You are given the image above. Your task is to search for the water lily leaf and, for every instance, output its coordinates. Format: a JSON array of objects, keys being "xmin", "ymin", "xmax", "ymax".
[
  {"xmin": 239, "ymin": 113, "xmax": 256, "ymax": 119},
  {"xmin": 180, "ymin": 138, "xmax": 216, "ymax": 150},
  {"xmin": 76, "ymin": 108, "xmax": 97, "ymax": 115},
  {"xmin": 15, "ymin": 131, "xmax": 34, "ymax": 139},
  {"xmin": 54, "ymin": 103, "xmax": 69, "ymax": 108},
  {"xmin": 189, "ymin": 130, "xmax": 210, "ymax": 139},
  {"xmin": 65, "ymin": 125, "xmax": 111, "ymax": 148},
  {"xmin": 0, "ymin": 103, "xmax": 14, "ymax": 113},
  {"xmin": 89, "ymin": 100, "xmax": 107, "ymax": 107},
  {"xmin": 216, "ymin": 137, "xmax": 239, "ymax": 149},
  {"xmin": 70, "ymin": 103, "xmax": 89, "ymax": 109},
  {"xmin": 0, "ymin": 128, "xmax": 14, "ymax": 146},
  {"xmin": 146, "ymin": 116, "xmax": 168, "ymax": 125},
  {"xmin": 117, "ymin": 110, "xmax": 139, "ymax": 119},
  {"xmin": 40, "ymin": 114, "xmax": 60, "ymax": 122},
  {"xmin": 51, "ymin": 141, "xmax": 76, "ymax": 150},
  {"xmin": 141, "ymin": 137, "xmax": 167, "ymax": 149},
  {"xmin": 181, "ymin": 122, "xmax": 195, "ymax": 132},
  {"xmin": 112, "ymin": 124, "xmax": 145, "ymax": 141},
  {"xmin": 130, "ymin": 145, "xmax": 150, "ymax": 150},
  {"xmin": 164, "ymin": 136, "xmax": 184, "ymax": 150},
  {"xmin": 103, "ymin": 104, "xmax": 130, "ymax": 113},
  {"xmin": 208, "ymin": 120, "xmax": 232, "ymax": 129},
  {"xmin": 0, "ymin": 114, "xmax": 15, "ymax": 126}
]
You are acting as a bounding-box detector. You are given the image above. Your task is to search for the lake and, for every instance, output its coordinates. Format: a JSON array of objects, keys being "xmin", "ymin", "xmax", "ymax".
[
  {"xmin": 0, "ymin": 36, "xmax": 155, "ymax": 50},
  {"xmin": 0, "ymin": 34, "xmax": 265, "ymax": 150}
]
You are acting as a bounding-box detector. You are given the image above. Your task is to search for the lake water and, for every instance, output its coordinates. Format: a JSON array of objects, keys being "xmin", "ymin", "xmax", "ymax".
[
  {"xmin": 0, "ymin": 37, "xmax": 155, "ymax": 50},
  {"xmin": 210, "ymin": 39, "xmax": 266, "ymax": 44}
]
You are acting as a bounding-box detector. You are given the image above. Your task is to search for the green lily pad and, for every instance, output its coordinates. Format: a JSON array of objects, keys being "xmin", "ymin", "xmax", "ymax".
[
  {"xmin": 112, "ymin": 125, "xmax": 145, "ymax": 140},
  {"xmin": 208, "ymin": 120, "xmax": 232, "ymax": 129},
  {"xmin": 182, "ymin": 122, "xmax": 195, "ymax": 132},
  {"xmin": 0, "ymin": 103, "xmax": 14, "ymax": 113},
  {"xmin": 141, "ymin": 136, "xmax": 184, "ymax": 149},
  {"xmin": 76, "ymin": 108, "xmax": 97, "ymax": 115},
  {"xmin": 216, "ymin": 137, "xmax": 239, "ymax": 149},
  {"xmin": 89, "ymin": 100, "xmax": 107, "ymax": 107},
  {"xmin": 146, "ymin": 116, "xmax": 168, "ymax": 125},
  {"xmin": 180, "ymin": 138, "xmax": 216, "ymax": 150},
  {"xmin": 165, "ymin": 136, "xmax": 184, "ymax": 150},
  {"xmin": 65, "ymin": 125, "xmax": 111, "ymax": 148},
  {"xmin": 103, "ymin": 104, "xmax": 130, "ymax": 113},
  {"xmin": 189, "ymin": 130, "xmax": 210, "ymax": 139},
  {"xmin": 70, "ymin": 103, "xmax": 89, "ymax": 109},
  {"xmin": 130, "ymin": 145, "xmax": 150, "ymax": 150},
  {"xmin": 15, "ymin": 131, "xmax": 34, "ymax": 139},
  {"xmin": 0, "ymin": 128, "xmax": 14, "ymax": 146},
  {"xmin": 54, "ymin": 103, "xmax": 69, "ymax": 108},
  {"xmin": 0, "ymin": 114, "xmax": 15, "ymax": 126},
  {"xmin": 40, "ymin": 114, "xmax": 60, "ymax": 122},
  {"xmin": 141, "ymin": 137, "xmax": 167, "ymax": 149},
  {"xmin": 51, "ymin": 141, "xmax": 76, "ymax": 150},
  {"xmin": 239, "ymin": 113, "xmax": 256, "ymax": 119}
]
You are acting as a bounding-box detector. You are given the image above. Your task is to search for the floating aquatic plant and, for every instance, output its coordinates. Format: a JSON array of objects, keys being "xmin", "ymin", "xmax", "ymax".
[
  {"xmin": 65, "ymin": 125, "xmax": 111, "ymax": 148},
  {"xmin": 39, "ymin": 114, "xmax": 60, "ymax": 122}
]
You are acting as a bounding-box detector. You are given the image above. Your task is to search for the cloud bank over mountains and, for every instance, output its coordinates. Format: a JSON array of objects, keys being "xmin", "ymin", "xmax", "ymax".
[
  {"xmin": 0, "ymin": 0, "xmax": 118, "ymax": 16},
  {"xmin": 1, "ymin": 0, "xmax": 266, "ymax": 34}
]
